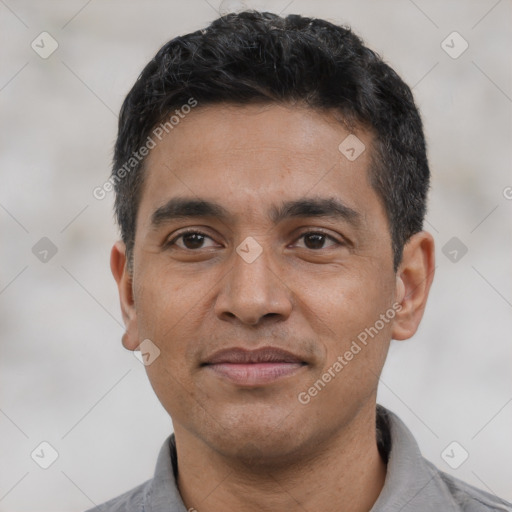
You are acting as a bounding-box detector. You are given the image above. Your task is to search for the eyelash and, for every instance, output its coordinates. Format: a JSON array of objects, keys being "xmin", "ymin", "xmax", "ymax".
[{"xmin": 165, "ymin": 228, "xmax": 343, "ymax": 250}]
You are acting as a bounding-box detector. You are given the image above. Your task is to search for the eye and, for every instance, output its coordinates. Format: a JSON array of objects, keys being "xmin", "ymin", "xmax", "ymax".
[
  {"xmin": 166, "ymin": 230, "xmax": 218, "ymax": 250},
  {"xmin": 294, "ymin": 231, "xmax": 341, "ymax": 250},
  {"xmin": 165, "ymin": 229, "xmax": 343, "ymax": 251}
]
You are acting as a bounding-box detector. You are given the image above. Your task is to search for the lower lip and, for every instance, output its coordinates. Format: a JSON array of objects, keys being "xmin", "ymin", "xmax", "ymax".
[{"xmin": 205, "ymin": 362, "xmax": 305, "ymax": 386}]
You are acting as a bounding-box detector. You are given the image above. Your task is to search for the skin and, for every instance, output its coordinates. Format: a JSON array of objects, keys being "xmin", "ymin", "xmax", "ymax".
[{"xmin": 111, "ymin": 103, "xmax": 435, "ymax": 512}]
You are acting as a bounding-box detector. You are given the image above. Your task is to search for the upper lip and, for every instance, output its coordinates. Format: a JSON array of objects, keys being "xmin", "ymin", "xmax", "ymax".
[{"xmin": 203, "ymin": 347, "xmax": 305, "ymax": 365}]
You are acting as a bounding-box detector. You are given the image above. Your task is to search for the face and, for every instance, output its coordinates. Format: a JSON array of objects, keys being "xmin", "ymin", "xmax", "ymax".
[{"xmin": 111, "ymin": 103, "xmax": 434, "ymax": 464}]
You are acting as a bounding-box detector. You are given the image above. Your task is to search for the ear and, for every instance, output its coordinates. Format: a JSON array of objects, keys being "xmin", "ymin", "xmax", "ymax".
[
  {"xmin": 391, "ymin": 231, "xmax": 435, "ymax": 341},
  {"xmin": 110, "ymin": 241, "xmax": 140, "ymax": 350}
]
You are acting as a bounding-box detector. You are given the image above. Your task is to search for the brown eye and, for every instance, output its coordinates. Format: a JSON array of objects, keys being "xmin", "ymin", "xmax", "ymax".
[
  {"xmin": 181, "ymin": 233, "xmax": 206, "ymax": 249},
  {"xmin": 296, "ymin": 232, "xmax": 340, "ymax": 250},
  {"xmin": 166, "ymin": 230, "xmax": 217, "ymax": 250},
  {"xmin": 304, "ymin": 233, "xmax": 326, "ymax": 249}
]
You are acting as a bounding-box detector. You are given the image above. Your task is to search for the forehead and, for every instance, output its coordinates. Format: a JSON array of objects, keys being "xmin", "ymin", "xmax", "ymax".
[
  {"xmin": 136, "ymin": 103, "xmax": 382, "ymax": 230},
  {"xmin": 146, "ymin": 103, "xmax": 366, "ymax": 167}
]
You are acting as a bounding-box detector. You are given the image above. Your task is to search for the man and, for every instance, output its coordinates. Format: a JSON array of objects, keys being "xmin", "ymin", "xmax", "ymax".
[{"xmin": 88, "ymin": 10, "xmax": 512, "ymax": 512}]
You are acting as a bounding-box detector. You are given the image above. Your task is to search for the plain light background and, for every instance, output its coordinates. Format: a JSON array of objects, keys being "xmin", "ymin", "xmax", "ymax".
[{"xmin": 0, "ymin": 0, "xmax": 511, "ymax": 510}]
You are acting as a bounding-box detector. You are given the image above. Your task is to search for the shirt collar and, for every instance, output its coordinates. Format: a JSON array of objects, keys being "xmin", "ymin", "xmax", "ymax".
[
  {"xmin": 370, "ymin": 406, "xmax": 460, "ymax": 511},
  {"xmin": 143, "ymin": 405, "xmax": 460, "ymax": 512},
  {"xmin": 143, "ymin": 433, "xmax": 187, "ymax": 512}
]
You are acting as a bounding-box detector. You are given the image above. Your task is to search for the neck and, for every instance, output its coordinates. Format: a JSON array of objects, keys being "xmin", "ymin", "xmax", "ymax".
[{"xmin": 174, "ymin": 405, "xmax": 387, "ymax": 512}]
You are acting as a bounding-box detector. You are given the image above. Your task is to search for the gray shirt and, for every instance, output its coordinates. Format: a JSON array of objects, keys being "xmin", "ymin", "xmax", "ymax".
[{"xmin": 85, "ymin": 406, "xmax": 511, "ymax": 511}]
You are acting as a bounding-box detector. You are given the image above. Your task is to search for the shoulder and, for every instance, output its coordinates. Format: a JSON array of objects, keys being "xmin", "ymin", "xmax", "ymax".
[
  {"xmin": 83, "ymin": 478, "xmax": 150, "ymax": 512},
  {"xmin": 376, "ymin": 406, "xmax": 511, "ymax": 512},
  {"xmin": 427, "ymin": 460, "xmax": 512, "ymax": 512}
]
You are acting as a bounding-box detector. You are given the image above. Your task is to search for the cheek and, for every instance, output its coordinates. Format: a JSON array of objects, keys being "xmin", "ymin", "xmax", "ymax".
[
  {"xmin": 134, "ymin": 262, "xmax": 196, "ymax": 336},
  {"xmin": 303, "ymin": 264, "xmax": 394, "ymax": 337},
  {"xmin": 298, "ymin": 280, "xmax": 393, "ymax": 416},
  {"xmin": 134, "ymin": 264, "xmax": 214, "ymax": 381},
  {"xmin": 137, "ymin": 270, "xmax": 205, "ymax": 420},
  {"xmin": 298, "ymin": 263, "xmax": 395, "ymax": 395}
]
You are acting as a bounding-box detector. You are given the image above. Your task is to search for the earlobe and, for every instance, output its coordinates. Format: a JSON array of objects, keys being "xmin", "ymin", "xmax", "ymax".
[
  {"xmin": 391, "ymin": 231, "xmax": 435, "ymax": 341},
  {"xmin": 110, "ymin": 241, "xmax": 140, "ymax": 351}
]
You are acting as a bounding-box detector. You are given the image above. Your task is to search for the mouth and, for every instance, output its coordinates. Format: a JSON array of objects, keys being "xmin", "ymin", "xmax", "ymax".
[{"xmin": 202, "ymin": 347, "xmax": 307, "ymax": 386}]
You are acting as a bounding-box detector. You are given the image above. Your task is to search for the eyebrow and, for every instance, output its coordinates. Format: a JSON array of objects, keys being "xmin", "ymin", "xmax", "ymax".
[{"xmin": 150, "ymin": 196, "xmax": 362, "ymax": 228}]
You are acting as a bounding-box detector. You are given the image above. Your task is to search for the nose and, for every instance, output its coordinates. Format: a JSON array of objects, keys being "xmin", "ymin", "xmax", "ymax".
[{"xmin": 214, "ymin": 243, "xmax": 293, "ymax": 327}]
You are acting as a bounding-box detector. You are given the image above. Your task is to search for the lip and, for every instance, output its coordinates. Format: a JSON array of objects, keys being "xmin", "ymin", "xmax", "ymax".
[{"xmin": 202, "ymin": 347, "xmax": 307, "ymax": 386}]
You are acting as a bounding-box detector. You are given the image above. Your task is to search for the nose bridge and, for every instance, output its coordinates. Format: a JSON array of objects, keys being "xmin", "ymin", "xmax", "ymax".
[{"xmin": 215, "ymin": 238, "xmax": 292, "ymax": 325}]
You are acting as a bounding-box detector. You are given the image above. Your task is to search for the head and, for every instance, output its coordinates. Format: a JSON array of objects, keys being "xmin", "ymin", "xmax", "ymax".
[{"xmin": 110, "ymin": 11, "xmax": 435, "ymax": 465}]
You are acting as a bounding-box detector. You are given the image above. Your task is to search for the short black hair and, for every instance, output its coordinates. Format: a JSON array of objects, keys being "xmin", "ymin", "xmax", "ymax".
[{"xmin": 112, "ymin": 10, "xmax": 430, "ymax": 271}]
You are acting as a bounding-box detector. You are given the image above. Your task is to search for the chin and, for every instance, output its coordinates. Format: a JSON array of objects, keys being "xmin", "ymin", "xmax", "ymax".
[
  {"xmin": 196, "ymin": 406, "xmax": 317, "ymax": 468},
  {"xmin": 213, "ymin": 431, "xmax": 309, "ymax": 469}
]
